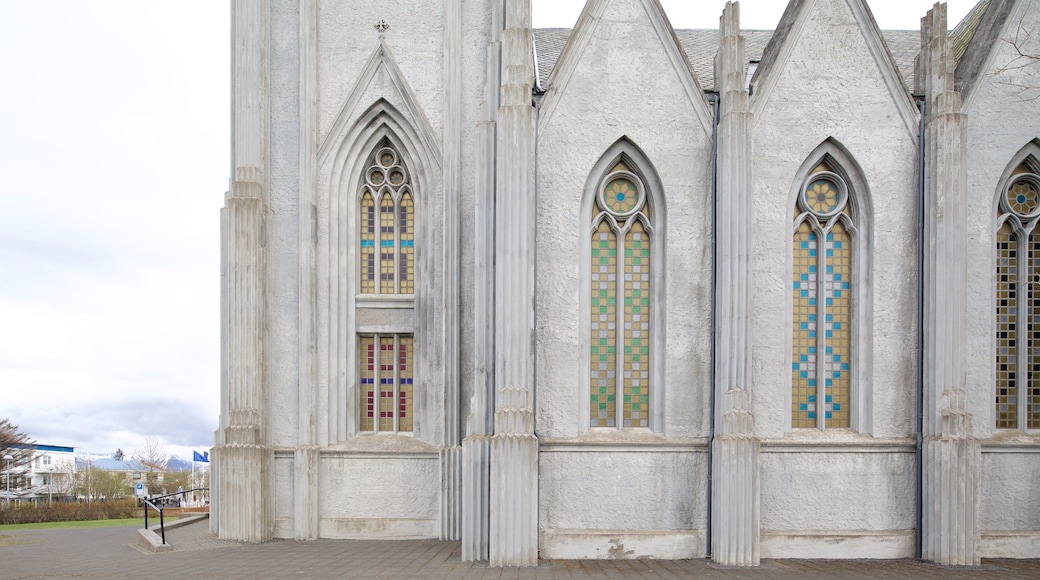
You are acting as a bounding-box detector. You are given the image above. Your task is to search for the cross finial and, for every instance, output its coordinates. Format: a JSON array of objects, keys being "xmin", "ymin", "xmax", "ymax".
[{"xmin": 374, "ymin": 20, "xmax": 390, "ymax": 38}]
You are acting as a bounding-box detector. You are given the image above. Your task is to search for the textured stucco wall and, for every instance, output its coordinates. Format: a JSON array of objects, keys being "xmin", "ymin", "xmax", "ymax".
[
  {"xmin": 533, "ymin": 0, "xmax": 712, "ymax": 556},
  {"xmin": 312, "ymin": 2, "xmax": 448, "ymax": 448},
  {"xmin": 760, "ymin": 450, "xmax": 915, "ymax": 530},
  {"xmin": 318, "ymin": 454, "xmax": 440, "ymax": 538},
  {"xmin": 980, "ymin": 451, "xmax": 1040, "ymax": 531},
  {"xmin": 963, "ymin": 0, "xmax": 1040, "ymax": 440},
  {"xmin": 539, "ymin": 449, "xmax": 706, "ymax": 530},
  {"xmin": 748, "ymin": 0, "xmax": 920, "ymax": 551},
  {"xmin": 962, "ymin": 0, "xmax": 1040, "ymax": 546},
  {"xmin": 750, "ymin": 0, "xmax": 919, "ymax": 440},
  {"xmin": 535, "ymin": 0, "xmax": 713, "ymax": 440},
  {"xmin": 317, "ymin": 2, "xmax": 444, "ymax": 147},
  {"xmin": 267, "ymin": 0, "xmax": 302, "ymax": 451}
]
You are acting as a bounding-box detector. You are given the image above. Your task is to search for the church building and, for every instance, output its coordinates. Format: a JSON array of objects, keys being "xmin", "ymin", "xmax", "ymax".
[{"xmin": 213, "ymin": 0, "xmax": 1040, "ymax": 566}]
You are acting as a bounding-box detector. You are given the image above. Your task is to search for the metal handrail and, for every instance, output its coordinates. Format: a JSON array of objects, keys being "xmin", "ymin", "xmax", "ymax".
[
  {"xmin": 142, "ymin": 499, "xmax": 166, "ymax": 544},
  {"xmin": 142, "ymin": 487, "xmax": 209, "ymax": 545}
]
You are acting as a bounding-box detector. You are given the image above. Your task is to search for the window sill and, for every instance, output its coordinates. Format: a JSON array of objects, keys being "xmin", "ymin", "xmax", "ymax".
[
  {"xmin": 541, "ymin": 431, "xmax": 707, "ymax": 452},
  {"xmin": 982, "ymin": 430, "xmax": 1040, "ymax": 452},
  {"xmin": 320, "ymin": 434, "xmax": 438, "ymax": 458},
  {"xmin": 355, "ymin": 295, "xmax": 414, "ymax": 309},
  {"xmin": 762, "ymin": 430, "xmax": 915, "ymax": 453}
]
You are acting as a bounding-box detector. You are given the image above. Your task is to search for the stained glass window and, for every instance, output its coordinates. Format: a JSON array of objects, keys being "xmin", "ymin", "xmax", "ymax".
[
  {"xmin": 359, "ymin": 143, "xmax": 414, "ymax": 295},
  {"xmin": 360, "ymin": 193, "xmax": 376, "ymax": 294},
  {"xmin": 590, "ymin": 160, "xmax": 652, "ymax": 429},
  {"xmin": 792, "ymin": 162, "xmax": 853, "ymax": 429},
  {"xmin": 359, "ymin": 333, "xmax": 413, "ymax": 433},
  {"xmin": 996, "ymin": 165, "xmax": 1040, "ymax": 430}
]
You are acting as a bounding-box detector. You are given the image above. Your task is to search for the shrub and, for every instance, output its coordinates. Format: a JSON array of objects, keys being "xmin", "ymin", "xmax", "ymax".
[{"xmin": 0, "ymin": 499, "xmax": 138, "ymax": 525}]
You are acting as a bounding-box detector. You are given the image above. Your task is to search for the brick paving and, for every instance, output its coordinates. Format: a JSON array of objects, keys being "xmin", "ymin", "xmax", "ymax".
[{"xmin": 1, "ymin": 520, "xmax": 1038, "ymax": 579}]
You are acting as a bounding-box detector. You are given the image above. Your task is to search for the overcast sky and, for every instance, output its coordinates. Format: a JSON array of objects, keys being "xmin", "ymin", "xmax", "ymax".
[{"xmin": 0, "ymin": 0, "xmax": 975, "ymax": 463}]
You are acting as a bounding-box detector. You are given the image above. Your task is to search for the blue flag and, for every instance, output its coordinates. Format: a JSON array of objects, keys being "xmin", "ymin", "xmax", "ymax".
[{"xmin": 193, "ymin": 451, "xmax": 210, "ymax": 463}]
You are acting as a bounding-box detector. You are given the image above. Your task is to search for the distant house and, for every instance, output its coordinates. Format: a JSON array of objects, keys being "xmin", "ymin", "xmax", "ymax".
[
  {"xmin": 74, "ymin": 458, "xmax": 165, "ymax": 498},
  {"xmin": 2, "ymin": 444, "xmax": 75, "ymax": 504}
]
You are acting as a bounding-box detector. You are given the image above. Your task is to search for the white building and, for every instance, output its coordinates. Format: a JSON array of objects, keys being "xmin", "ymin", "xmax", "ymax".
[
  {"xmin": 2, "ymin": 444, "xmax": 75, "ymax": 504},
  {"xmin": 213, "ymin": 0, "xmax": 1040, "ymax": 566}
]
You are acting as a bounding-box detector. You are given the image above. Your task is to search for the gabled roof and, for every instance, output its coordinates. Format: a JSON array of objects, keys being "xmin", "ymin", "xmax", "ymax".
[
  {"xmin": 536, "ymin": 0, "xmax": 712, "ymax": 137},
  {"xmin": 951, "ymin": 0, "xmax": 992, "ymax": 64},
  {"xmin": 75, "ymin": 458, "xmax": 150, "ymax": 472},
  {"xmin": 535, "ymin": 28, "xmax": 920, "ymax": 92},
  {"xmin": 953, "ymin": 0, "xmax": 1017, "ymax": 96}
]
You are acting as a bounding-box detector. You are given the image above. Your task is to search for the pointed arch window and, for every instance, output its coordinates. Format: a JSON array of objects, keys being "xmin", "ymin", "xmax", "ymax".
[
  {"xmin": 792, "ymin": 161, "xmax": 855, "ymax": 429},
  {"xmin": 355, "ymin": 140, "xmax": 416, "ymax": 434},
  {"xmin": 359, "ymin": 143, "xmax": 414, "ymax": 296},
  {"xmin": 995, "ymin": 159, "xmax": 1040, "ymax": 430},
  {"xmin": 590, "ymin": 160, "xmax": 653, "ymax": 429}
]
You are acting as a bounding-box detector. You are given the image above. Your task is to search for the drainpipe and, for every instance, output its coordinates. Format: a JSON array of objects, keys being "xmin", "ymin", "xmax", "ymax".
[
  {"xmin": 915, "ymin": 96, "xmax": 926, "ymax": 560},
  {"xmin": 706, "ymin": 90, "xmax": 720, "ymax": 559}
]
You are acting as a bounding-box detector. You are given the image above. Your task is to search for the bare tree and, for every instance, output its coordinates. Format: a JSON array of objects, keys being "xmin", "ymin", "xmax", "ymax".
[
  {"xmin": 997, "ymin": 15, "xmax": 1040, "ymax": 100},
  {"xmin": 1, "ymin": 419, "xmax": 35, "ymax": 494},
  {"xmin": 51, "ymin": 458, "xmax": 77, "ymax": 498},
  {"xmin": 132, "ymin": 437, "xmax": 169, "ymax": 473}
]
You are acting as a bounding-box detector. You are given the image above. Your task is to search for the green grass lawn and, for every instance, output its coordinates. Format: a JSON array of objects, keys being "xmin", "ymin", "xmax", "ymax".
[{"xmin": 0, "ymin": 517, "xmax": 177, "ymax": 531}]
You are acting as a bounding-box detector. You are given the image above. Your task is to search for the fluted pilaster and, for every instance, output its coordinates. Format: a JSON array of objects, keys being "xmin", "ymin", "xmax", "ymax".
[
  {"xmin": 711, "ymin": 2, "xmax": 760, "ymax": 566},
  {"xmin": 488, "ymin": 0, "xmax": 538, "ymax": 566},
  {"xmin": 439, "ymin": 0, "xmax": 464, "ymax": 542},
  {"xmin": 918, "ymin": 4, "xmax": 979, "ymax": 566},
  {"xmin": 490, "ymin": 386, "xmax": 538, "ymax": 567},
  {"xmin": 216, "ymin": 0, "xmax": 272, "ymax": 544},
  {"xmin": 461, "ymin": 0, "xmax": 502, "ymax": 560}
]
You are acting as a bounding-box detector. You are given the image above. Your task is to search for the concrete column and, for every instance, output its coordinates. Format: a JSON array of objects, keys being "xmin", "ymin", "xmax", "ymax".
[
  {"xmin": 440, "ymin": 0, "xmax": 464, "ymax": 542},
  {"xmin": 711, "ymin": 2, "xmax": 760, "ymax": 566},
  {"xmin": 917, "ymin": 4, "xmax": 979, "ymax": 566},
  {"xmin": 462, "ymin": 0, "xmax": 501, "ymax": 563},
  {"xmin": 488, "ymin": 0, "xmax": 539, "ymax": 567},
  {"xmin": 490, "ymin": 387, "xmax": 538, "ymax": 567},
  {"xmin": 294, "ymin": 0, "xmax": 320, "ymax": 541},
  {"xmin": 215, "ymin": 0, "xmax": 273, "ymax": 544}
]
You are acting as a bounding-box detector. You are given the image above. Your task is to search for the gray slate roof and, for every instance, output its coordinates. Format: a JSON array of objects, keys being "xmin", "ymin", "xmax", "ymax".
[{"xmin": 534, "ymin": 28, "xmax": 921, "ymax": 92}]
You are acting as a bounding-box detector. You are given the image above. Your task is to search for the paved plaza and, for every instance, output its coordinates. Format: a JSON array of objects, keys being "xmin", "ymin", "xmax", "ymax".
[{"xmin": 1, "ymin": 520, "xmax": 1038, "ymax": 579}]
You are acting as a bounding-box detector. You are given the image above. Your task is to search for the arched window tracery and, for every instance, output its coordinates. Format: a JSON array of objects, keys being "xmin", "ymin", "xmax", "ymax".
[
  {"xmin": 792, "ymin": 161, "xmax": 855, "ymax": 429},
  {"xmin": 995, "ymin": 157, "xmax": 1040, "ymax": 430},
  {"xmin": 590, "ymin": 160, "xmax": 653, "ymax": 429}
]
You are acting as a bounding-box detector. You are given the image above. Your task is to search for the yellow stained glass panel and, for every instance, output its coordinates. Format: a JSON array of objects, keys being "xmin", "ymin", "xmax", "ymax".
[
  {"xmin": 792, "ymin": 221, "xmax": 817, "ymax": 428},
  {"xmin": 590, "ymin": 221, "xmax": 617, "ymax": 428},
  {"xmin": 623, "ymin": 221, "xmax": 650, "ymax": 428},
  {"xmin": 825, "ymin": 222, "xmax": 851, "ymax": 428},
  {"xmin": 399, "ymin": 192, "xmax": 414, "ymax": 295},
  {"xmin": 360, "ymin": 192, "xmax": 376, "ymax": 294},
  {"xmin": 380, "ymin": 193, "xmax": 395, "ymax": 294}
]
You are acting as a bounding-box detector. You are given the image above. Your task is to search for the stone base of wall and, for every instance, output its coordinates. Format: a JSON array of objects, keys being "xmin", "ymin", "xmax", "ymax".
[
  {"xmin": 761, "ymin": 529, "xmax": 915, "ymax": 559},
  {"xmin": 980, "ymin": 531, "xmax": 1040, "ymax": 558},
  {"xmin": 317, "ymin": 517, "xmax": 440, "ymax": 539},
  {"xmin": 539, "ymin": 529, "xmax": 705, "ymax": 559}
]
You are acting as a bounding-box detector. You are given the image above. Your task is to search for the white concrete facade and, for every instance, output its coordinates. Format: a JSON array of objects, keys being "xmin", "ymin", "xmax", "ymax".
[{"xmin": 215, "ymin": 0, "xmax": 1040, "ymax": 566}]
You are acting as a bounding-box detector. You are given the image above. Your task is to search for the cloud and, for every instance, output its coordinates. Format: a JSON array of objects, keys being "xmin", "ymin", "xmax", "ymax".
[{"xmin": 0, "ymin": 1, "xmax": 227, "ymax": 466}]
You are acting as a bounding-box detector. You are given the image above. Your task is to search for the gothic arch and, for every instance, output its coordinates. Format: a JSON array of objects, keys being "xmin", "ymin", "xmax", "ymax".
[
  {"xmin": 786, "ymin": 138, "xmax": 874, "ymax": 433},
  {"xmin": 579, "ymin": 137, "xmax": 667, "ymax": 433},
  {"xmin": 324, "ymin": 100, "xmax": 441, "ymax": 443},
  {"xmin": 992, "ymin": 139, "xmax": 1040, "ymax": 430}
]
